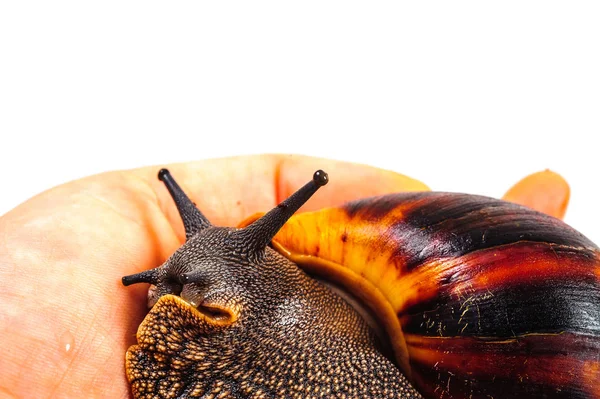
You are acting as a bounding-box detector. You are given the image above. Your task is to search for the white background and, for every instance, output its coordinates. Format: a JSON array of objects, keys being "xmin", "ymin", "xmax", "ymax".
[{"xmin": 1, "ymin": 2, "xmax": 599, "ymax": 241}]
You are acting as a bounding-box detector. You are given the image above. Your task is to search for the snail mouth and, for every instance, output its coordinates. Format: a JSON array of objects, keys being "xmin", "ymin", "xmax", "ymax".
[
  {"xmin": 147, "ymin": 287, "xmax": 238, "ymax": 324},
  {"xmin": 145, "ymin": 294, "xmax": 237, "ymax": 331},
  {"xmin": 126, "ymin": 295, "xmax": 237, "ymax": 388},
  {"xmin": 125, "ymin": 294, "xmax": 228, "ymax": 397},
  {"xmin": 181, "ymin": 296, "xmax": 239, "ymax": 324}
]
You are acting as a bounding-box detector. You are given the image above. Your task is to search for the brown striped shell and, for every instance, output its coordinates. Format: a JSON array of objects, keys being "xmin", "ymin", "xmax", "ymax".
[{"xmin": 241, "ymin": 192, "xmax": 600, "ymax": 398}]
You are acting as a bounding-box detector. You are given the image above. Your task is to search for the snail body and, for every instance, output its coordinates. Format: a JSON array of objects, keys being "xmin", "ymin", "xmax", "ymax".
[{"xmin": 123, "ymin": 170, "xmax": 600, "ymax": 399}]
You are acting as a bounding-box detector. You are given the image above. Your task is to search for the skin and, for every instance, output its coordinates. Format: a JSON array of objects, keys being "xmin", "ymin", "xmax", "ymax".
[
  {"xmin": 0, "ymin": 154, "xmax": 428, "ymax": 399},
  {"xmin": 502, "ymin": 169, "xmax": 570, "ymax": 219}
]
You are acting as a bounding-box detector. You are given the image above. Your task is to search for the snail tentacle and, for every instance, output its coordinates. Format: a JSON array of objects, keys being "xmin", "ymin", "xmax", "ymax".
[
  {"xmin": 121, "ymin": 268, "xmax": 159, "ymax": 286},
  {"xmin": 158, "ymin": 168, "xmax": 211, "ymax": 239},
  {"xmin": 235, "ymin": 169, "xmax": 328, "ymax": 254}
]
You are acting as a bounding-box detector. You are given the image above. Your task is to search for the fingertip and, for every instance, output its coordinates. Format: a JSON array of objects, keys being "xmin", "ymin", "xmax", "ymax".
[{"xmin": 502, "ymin": 169, "xmax": 570, "ymax": 219}]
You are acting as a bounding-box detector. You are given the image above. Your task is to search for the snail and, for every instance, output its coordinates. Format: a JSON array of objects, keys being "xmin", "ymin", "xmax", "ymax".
[{"xmin": 122, "ymin": 168, "xmax": 600, "ymax": 398}]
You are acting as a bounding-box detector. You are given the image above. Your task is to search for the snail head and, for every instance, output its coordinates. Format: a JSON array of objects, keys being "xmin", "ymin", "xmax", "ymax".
[{"xmin": 121, "ymin": 169, "xmax": 419, "ymax": 398}]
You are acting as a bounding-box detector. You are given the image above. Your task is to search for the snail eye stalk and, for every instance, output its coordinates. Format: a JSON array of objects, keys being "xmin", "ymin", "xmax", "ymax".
[
  {"xmin": 237, "ymin": 170, "xmax": 328, "ymax": 253},
  {"xmin": 158, "ymin": 169, "xmax": 212, "ymax": 239}
]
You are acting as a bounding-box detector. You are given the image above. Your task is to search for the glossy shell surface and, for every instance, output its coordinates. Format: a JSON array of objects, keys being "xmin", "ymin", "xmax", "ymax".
[{"xmin": 244, "ymin": 192, "xmax": 600, "ymax": 398}]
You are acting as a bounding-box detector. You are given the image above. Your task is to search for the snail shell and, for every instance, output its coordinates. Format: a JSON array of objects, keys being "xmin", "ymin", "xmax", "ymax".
[{"xmin": 242, "ymin": 192, "xmax": 600, "ymax": 398}]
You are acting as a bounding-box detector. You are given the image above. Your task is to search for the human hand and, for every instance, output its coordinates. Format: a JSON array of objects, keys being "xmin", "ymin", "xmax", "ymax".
[{"xmin": 0, "ymin": 154, "xmax": 428, "ymax": 398}]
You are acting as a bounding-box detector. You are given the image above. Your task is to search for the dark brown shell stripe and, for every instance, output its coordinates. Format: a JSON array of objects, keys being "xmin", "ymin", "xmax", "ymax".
[
  {"xmin": 344, "ymin": 192, "xmax": 597, "ymax": 272},
  {"xmin": 399, "ymin": 242, "xmax": 600, "ymax": 337},
  {"xmin": 408, "ymin": 334, "xmax": 600, "ymax": 398},
  {"xmin": 270, "ymin": 192, "xmax": 600, "ymax": 398},
  {"xmin": 342, "ymin": 192, "xmax": 600, "ymax": 398}
]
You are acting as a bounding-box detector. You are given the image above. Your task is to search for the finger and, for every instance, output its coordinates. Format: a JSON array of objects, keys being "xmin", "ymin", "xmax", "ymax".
[
  {"xmin": 502, "ymin": 169, "xmax": 570, "ymax": 219},
  {"xmin": 130, "ymin": 154, "xmax": 429, "ymax": 239}
]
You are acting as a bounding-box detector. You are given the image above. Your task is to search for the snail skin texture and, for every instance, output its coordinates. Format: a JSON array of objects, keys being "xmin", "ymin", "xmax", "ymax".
[{"xmin": 123, "ymin": 169, "xmax": 600, "ymax": 399}]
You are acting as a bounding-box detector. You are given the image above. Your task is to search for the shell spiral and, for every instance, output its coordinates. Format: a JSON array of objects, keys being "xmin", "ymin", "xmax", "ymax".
[{"xmin": 264, "ymin": 192, "xmax": 600, "ymax": 399}]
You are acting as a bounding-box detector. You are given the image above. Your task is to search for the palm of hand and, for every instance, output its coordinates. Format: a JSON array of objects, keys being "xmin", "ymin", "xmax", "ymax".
[{"xmin": 0, "ymin": 155, "xmax": 427, "ymax": 398}]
